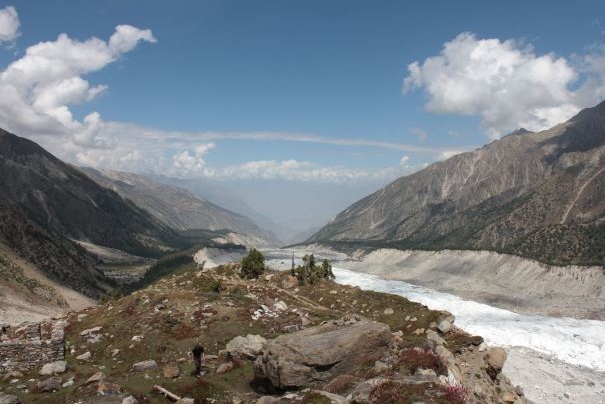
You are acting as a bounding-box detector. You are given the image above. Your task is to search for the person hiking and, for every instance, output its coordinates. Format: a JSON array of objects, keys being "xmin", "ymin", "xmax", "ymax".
[{"xmin": 192, "ymin": 341, "xmax": 205, "ymax": 376}]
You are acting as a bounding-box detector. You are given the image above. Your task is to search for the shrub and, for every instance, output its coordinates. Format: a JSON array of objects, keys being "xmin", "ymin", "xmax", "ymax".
[
  {"xmin": 240, "ymin": 248, "xmax": 265, "ymax": 279},
  {"xmin": 394, "ymin": 347, "xmax": 447, "ymax": 375},
  {"xmin": 295, "ymin": 254, "xmax": 335, "ymax": 285},
  {"xmin": 444, "ymin": 383, "xmax": 469, "ymax": 404}
]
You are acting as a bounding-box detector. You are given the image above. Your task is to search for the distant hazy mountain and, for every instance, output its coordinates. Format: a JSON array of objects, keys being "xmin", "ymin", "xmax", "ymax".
[
  {"xmin": 0, "ymin": 128, "xmax": 181, "ymax": 297},
  {"xmin": 81, "ymin": 168, "xmax": 279, "ymax": 246},
  {"xmin": 309, "ymin": 101, "xmax": 605, "ymax": 266}
]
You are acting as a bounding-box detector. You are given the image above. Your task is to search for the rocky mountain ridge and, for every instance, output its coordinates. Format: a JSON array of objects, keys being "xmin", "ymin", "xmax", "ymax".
[
  {"xmin": 309, "ymin": 101, "xmax": 605, "ymax": 266},
  {"xmin": 0, "ymin": 128, "xmax": 186, "ymax": 298},
  {"xmin": 81, "ymin": 168, "xmax": 279, "ymax": 247}
]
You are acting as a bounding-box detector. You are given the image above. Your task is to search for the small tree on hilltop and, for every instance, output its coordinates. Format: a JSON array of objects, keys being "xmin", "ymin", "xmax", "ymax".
[
  {"xmin": 241, "ymin": 248, "xmax": 265, "ymax": 279},
  {"xmin": 295, "ymin": 254, "xmax": 334, "ymax": 285}
]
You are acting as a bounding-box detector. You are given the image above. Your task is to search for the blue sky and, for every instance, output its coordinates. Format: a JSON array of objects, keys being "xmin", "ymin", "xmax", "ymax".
[{"xmin": 1, "ymin": 1, "xmax": 605, "ymax": 234}]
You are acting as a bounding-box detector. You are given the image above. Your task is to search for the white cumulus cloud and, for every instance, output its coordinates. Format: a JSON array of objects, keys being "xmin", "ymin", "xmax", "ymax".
[
  {"xmin": 0, "ymin": 6, "xmax": 20, "ymax": 44},
  {"xmin": 403, "ymin": 32, "xmax": 605, "ymax": 138},
  {"xmin": 0, "ymin": 23, "xmax": 155, "ymax": 137}
]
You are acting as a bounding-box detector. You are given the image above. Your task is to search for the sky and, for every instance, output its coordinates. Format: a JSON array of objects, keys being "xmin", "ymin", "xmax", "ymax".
[{"xmin": 1, "ymin": 1, "xmax": 605, "ymax": 236}]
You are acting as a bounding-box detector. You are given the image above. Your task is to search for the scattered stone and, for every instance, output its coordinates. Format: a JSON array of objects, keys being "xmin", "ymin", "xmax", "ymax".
[
  {"xmin": 410, "ymin": 317, "xmax": 418, "ymax": 322},
  {"xmin": 281, "ymin": 276, "xmax": 298, "ymax": 289},
  {"xmin": 86, "ymin": 371, "xmax": 105, "ymax": 384},
  {"xmin": 80, "ymin": 326, "xmax": 102, "ymax": 336},
  {"xmin": 131, "ymin": 335, "xmax": 144, "ymax": 342},
  {"xmin": 312, "ymin": 390, "xmax": 348, "ymax": 404},
  {"xmin": 437, "ymin": 320, "xmax": 452, "ymax": 334},
  {"xmin": 486, "ymin": 348, "xmax": 507, "ymax": 380},
  {"xmin": 162, "ymin": 363, "xmax": 181, "ymax": 378},
  {"xmin": 176, "ymin": 399, "xmax": 194, "ymax": 404},
  {"xmin": 416, "ymin": 368, "xmax": 437, "ymax": 377},
  {"xmin": 372, "ymin": 360, "xmax": 389, "ymax": 374},
  {"xmin": 216, "ymin": 362, "xmax": 234, "ymax": 374},
  {"xmin": 274, "ymin": 301, "xmax": 288, "ymax": 311},
  {"xmin": 264, "ymin": 274, "xmax": 274, "ymax": 281},
  {"xmin": 255, "ymin": 396, "xmax": 281, "ymax": 404},
  {"xmin": 111, "ymin": 349, "xmax": 121, "ymax": 357},
  {"xmin": 97, "ymin": 380, "xmax": 122, "ymax": 396},
  {"xmin": 77, "ymin": 351, "xmax": 92, "ymax": 361},
  {"xmin": 132, "ymin": 360, "xmax": 158, "ymax": 372},
  {"xmin": 122, "ymin": 396, "xmax": 138, "ymax": 404},
  {"xmin": 39, "ymin": 360, "xmax": 67, "ymax": 375},
  {"xmin": 282, "ymin": 325, "xmax": 299, "ymax": 333},
  {"xmin": 501, "ymin": 391, "xmax": 516, "ymax": 402},
  {"xmin": 413, "ymin": 328, "xmax": 425, "ymax": 335},
  {"xmin": 346, "ymin": 377, "xmax": 385, "ymax": 403},
  {"xmin": 35, "ymin": 376, "xmax": 62, "ymax": 392},
  {"xmin": 383, "ymin": 308, "xmax": 394, "ymax": 315},
  {"xmin": 2, "ymin": 371, "xmax": 23, "ymax": 381},
  {"xmin": 300, "ymin": 317, "xmax": 312, "ymax": 327},
  {"xmin": 225, "ymin": 334, "xmax": 267, "ymax": 359},
  {"xmin": 62, "ymin": 377, "xmax": 75, "ymax": 387},
  {"xmin": 426, "ymin": 330, "xmax": 446, "ymax": 346},
  {"xmin": 0, "ymin": 392, "xmax": 20, "ymax": 404},
  {"xmin": 329, "ymin": 290, "xmax": 338, "ymax": 294}
]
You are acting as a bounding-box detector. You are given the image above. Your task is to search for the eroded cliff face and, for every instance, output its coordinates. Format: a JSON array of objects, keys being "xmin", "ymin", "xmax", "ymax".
[{"xmin": 309, "ymin": 102, "xmax": 605, "ymax": 266}]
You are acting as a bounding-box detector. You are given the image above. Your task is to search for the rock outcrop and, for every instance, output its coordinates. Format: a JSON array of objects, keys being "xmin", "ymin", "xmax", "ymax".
[{"xmin": 254, "ymin": 320, "xmax": 391, "ymax": 388}]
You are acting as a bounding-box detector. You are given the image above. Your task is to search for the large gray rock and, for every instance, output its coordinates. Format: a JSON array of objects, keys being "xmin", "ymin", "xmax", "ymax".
[
  {"xmin": 226, "ymin": 334, "xmax": 267, "ymax": 359},
  {"xmin": 254, "ymin": 320, "xmax": 390, "ymax": 388},
  {"xmin": 39, "ymin": 360, "xmax": 67, "ymax": 375},
  {"xmin": 0, "ymin": 392, "xmax": 20, "ymax": 404}
]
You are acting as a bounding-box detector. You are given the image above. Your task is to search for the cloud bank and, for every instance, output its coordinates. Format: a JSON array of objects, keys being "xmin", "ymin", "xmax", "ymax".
[{"xmin": 403, "ymin": 32, "xmax": 605, "ymax": 138}]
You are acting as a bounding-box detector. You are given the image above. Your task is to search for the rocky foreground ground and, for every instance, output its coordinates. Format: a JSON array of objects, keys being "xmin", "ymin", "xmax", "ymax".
[{"xmin": 0, "ymin": 263, "xmax": 526, "ymax": 403}]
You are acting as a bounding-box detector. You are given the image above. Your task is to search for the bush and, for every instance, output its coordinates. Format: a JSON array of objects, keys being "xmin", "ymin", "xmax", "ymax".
[
  {"xmin": 241, "ymin": 248, "xmax": 265, "ymax": 279},
  {"xmin": 295, "ymin": 254, "xmax": 334, "ymax": 285}
]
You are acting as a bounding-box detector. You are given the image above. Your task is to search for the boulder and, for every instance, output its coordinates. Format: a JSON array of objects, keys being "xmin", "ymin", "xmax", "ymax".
[
  {"xmin": 0, "ymin": 393, "xmax": 20, "ymax": 404},
  {"xmin": 132, "ymin": 359, "xmax": 158, "ymax": 372},
  {"xmin": 35, "ymin": 376, "xmax": 62, "ymax": 392},
  {"xmin": 486, "ymin": 348, "xmax": 507, "ymax": 380},
  {"xmin": 281, "ymin": 276, "xmax": 298, "ymax": 289},
  {"xmin": 80, "ymin": 326, "xmax": 102, "ymax": 336},
  {"xmin": 77, "ymin": 351, "xmax": 92, "ymax": 361},
  {"xmin": 39, "ymin": 360, "xmax": 67, "ymax": 375},
  {"xmin": 162, "ymin": 363, "xmax": 181, "ymax": 378},
  {"xmin": 86, "ymin": 371, "xmax": 105, "ymax": 384},
  {"xmin": 122, "ymin": 397, "xmax": 138, "ymax": 404},
  {"xmin": 437, "ymin": 320, "xmax": 452, "ymax": 334},
  {"xmin": 226, "ymin": 334, "xmax": 267, "ymax": 359},
  {"xmin": 312, "ymin": 391, "xmax": 348, "ymax": 404},
  {"xmin": 254, "ymin": 320, "xmax": 391, "ymax": 388}
]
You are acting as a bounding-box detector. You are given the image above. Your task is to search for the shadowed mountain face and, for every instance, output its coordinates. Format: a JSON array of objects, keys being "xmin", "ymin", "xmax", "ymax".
[
  {"xmin": 0, "ymin": 129, "xmax": 185, "ymax": 297},
  {"xmin": 0, "ymin": 129, "xmax": 179, "ymax": 258},
  {"xmin": 309, "ymin": 101, "xmax": 605, "ymax": 266},
  {"xmin": 80, "ymin": 168, "xmax": 279, "ymax": 247}
]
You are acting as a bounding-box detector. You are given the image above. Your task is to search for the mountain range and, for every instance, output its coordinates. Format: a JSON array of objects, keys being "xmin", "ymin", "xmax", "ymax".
[
  {"xmin": 309, "ymin": 101, "xmax": 605, "ymax": 266},
  {"xmin": 80, "ymin": 168, "xmax": 278, "ymax": 247}
]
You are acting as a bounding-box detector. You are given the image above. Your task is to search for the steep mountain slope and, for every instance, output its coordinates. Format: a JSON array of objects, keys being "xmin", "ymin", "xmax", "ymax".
[
  {"xmin": 81, "ymin": 168, "xmax": 279, "ymax": 246},
  {"xmin": 0, "ymin": 129, "xmax": 179, "ymax": 257},
  {"xmin": 309, "ymin": 101, "xmax": 605, "ymax": 266}
]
